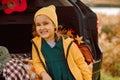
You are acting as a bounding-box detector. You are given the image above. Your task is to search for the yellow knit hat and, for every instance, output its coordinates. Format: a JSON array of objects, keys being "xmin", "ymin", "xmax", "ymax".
[{"xmin": 34, "ymin": 5, "xmax": 58, "ymax": 30}]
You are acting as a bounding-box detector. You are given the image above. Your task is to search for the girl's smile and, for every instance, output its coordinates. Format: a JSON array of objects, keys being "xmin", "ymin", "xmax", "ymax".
[{"xmin": 35, "ymin": 15, "xmax": 55, "ymax": 42}]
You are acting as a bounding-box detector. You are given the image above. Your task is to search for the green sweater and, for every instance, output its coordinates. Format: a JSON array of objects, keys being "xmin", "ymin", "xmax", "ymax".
[{"xmin": 41, "ymin": 38, "xmax": 74, "ymax": 80}]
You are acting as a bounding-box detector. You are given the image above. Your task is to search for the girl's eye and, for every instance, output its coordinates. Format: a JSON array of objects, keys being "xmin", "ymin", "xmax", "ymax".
[
  {"xmin": 36, "ymin": 23, "xmax": 41, "ymax": 26},
  {"xmin": 35, "ymin": 22, "xmax": 49, "ymax": 26},
  {"xmin": 43, "ymin": 22, "xmax": 49, "ymax": 25}
]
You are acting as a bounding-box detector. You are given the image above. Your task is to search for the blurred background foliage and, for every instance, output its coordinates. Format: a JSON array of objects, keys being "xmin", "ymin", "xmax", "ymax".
[
  {"xmin": 81, "ymin": 0, "xmax": 120, "ymax": 79},
  {"xmin": 97, "ymin": 13, "xmax": 120, "ymax": 79}
]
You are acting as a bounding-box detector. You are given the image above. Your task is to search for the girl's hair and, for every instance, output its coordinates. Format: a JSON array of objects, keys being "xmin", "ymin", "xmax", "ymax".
[
  {"xmin": 32, "ymin": 24, "xmax": 60, "ymax": 42},
  {"xmin": 32, "ymin": 24, "xmax": 38, "ymax": 37}
]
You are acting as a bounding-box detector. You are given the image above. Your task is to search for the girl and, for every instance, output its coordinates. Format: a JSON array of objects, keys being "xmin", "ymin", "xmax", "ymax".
[{"xmin": 32, "ymin": 5, "xmax": 92, "ymax": 80}]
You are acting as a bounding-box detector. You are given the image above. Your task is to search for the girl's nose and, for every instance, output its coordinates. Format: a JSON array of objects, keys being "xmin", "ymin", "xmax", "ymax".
[{"xmin": 39, "ymin": 26, "xmax": 44, "ymax": 29}]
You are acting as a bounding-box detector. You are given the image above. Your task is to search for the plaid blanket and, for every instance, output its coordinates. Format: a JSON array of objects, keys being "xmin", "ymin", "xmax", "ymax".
[
  {"xmin": 3, "ymin": 58, "xmax": 30, "ymax": 80},
  {"xmin": 2, "ymin": 53, "xmax": 39, "ymax": 80}
]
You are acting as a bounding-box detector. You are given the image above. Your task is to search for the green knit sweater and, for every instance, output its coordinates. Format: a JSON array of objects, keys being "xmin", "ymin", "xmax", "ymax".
[{"xmin": 41, "ymin": 38, "xmax": 74, "ymax": 80}]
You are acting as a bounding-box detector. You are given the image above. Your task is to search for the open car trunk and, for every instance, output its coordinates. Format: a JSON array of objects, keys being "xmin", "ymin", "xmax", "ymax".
[{"xmin": 0, "ymin": 0, "xmax": 102, "ymax": 80}]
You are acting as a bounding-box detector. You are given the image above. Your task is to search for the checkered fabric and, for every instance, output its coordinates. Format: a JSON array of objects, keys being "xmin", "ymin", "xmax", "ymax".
[
  {"xmin": 3, "ymin": 53, "xmax": 31, "ymax": 80},
  {"xmin": 10, "ymin": 53, "xmax": 31, "ymax": 61},
  {"xmin": 3, "ymin": 58, "xmax": 30, "ymax": 80}
]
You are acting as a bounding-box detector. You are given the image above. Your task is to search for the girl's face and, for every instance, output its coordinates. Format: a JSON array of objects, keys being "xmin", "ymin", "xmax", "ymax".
[{"xmin": 35, "ymin": 15, "xmax": 55, "ymax": 42}]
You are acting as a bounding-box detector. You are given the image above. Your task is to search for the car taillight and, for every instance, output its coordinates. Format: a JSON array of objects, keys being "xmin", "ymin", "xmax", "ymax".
[{"xmin": 96, "ymin": 17, "xmax": 99, "ymax": 31}]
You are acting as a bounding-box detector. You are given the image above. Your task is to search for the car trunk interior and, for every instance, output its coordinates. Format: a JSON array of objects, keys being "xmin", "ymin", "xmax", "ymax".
[
  {"xmin": 0, "ymin": 0, "xmax": 101, "ymax": 60},
  {"xmin": 0, "ymin": 1, "xmax": 102, "ymax": 80},
  {"xmin": 0, "ymin": 6, "xmax": 79, "ymax": 53}
]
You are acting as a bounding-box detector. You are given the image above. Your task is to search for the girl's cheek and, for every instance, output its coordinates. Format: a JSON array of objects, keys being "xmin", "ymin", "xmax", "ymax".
[{"xmin": 36, "ymin": 27, "xmax": 40, "ymax": 30}]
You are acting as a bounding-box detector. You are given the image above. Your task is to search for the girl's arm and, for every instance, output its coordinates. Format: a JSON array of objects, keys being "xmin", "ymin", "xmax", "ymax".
[
  {"xmin": 32, "ymin": 44, "xmax": 46, "ymax": 77},
  {"xmin": 40, "ymin": 71, "xmax": 52, "ymax": 80},
  {"xmin": 71, "ymin": 42, "xmax": 92, "ymax": 80}
]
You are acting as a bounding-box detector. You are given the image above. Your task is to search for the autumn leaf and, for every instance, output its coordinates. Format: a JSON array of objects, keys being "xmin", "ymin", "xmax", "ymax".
[{"xmin": 75, "ymin": 35, "xmax": 83, "ymax": 44}]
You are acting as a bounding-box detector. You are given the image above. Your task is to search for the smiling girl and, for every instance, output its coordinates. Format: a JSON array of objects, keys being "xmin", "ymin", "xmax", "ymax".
[{"xmin": 32, "ymin": 5, "xmax": 92, "ymax": 80}]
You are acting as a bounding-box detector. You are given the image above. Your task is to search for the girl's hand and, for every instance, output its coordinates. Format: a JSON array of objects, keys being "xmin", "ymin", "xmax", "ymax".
[{"xmin": 40, "ymin": 71, "xmax": 52, "ymax": 80}]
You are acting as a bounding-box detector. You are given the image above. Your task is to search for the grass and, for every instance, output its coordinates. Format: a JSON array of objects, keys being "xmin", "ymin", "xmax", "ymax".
[{"xmin": 101, "ymin": 71, "xmax": 120, "ymax": 80}]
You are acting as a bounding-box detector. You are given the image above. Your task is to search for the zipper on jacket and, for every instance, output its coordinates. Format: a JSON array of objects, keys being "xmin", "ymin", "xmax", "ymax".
[
  {"xmin": 65, "ymin": 40, "xmax": 75, "ymax": 79},
  {"xmin": 31, "ymin": 40, "xmax": 48, "ymax": 72}
]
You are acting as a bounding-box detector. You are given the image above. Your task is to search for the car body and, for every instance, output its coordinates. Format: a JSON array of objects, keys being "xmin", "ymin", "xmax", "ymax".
[{"xmin": 0, "ymin": 0, "xmax": 102, "ymax": 80}]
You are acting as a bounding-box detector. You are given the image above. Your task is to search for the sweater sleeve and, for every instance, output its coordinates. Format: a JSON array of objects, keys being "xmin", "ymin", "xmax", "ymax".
[
  {"xmin": 71, "ymin": 43, "xmax": 92, "ymax": 80},
  {"xmin": 32, "ymin": 44, "xmax": 46, "ymax": 76}
]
